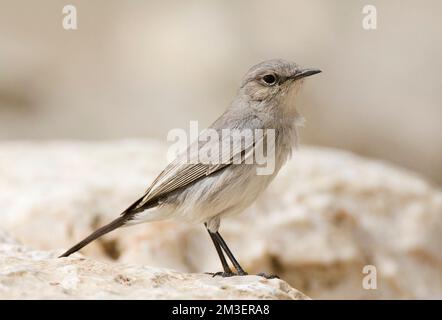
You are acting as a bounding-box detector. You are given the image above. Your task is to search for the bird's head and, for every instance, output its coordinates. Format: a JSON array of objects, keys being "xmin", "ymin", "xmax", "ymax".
[{"xmin": 239, "ymin": 59, "xmax": 321, "ymax": 103}]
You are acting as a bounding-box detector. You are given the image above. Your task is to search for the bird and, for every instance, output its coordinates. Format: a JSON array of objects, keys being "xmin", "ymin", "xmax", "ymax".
[{"xmin": 59, "ymin": 59, "xmax": 321, "ymax": 278}]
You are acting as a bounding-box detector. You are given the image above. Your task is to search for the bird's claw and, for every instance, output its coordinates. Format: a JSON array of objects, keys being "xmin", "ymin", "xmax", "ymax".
[
  {"xmin": 205, "ymin": 271, "xmax": 236, "ymax": 278},
  {"xmin": 206, "ymin": 271, "xmax": 278, "ymax": 279},
  {"xmin": 256, "ymin": 272, "xmax": 280, "ymax": 279}
]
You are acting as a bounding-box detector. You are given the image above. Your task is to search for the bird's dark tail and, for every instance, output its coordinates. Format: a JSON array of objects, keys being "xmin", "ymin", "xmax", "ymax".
[{"xmin": 58, "ymin": 215, "xmax": 129, "ymax": 258}]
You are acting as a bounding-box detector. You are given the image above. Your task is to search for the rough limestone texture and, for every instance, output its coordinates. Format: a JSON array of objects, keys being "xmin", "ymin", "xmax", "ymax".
[
  {"xmin": 0, "ymin": 230, "xmax": 306, "ymax": 299},
  {"xmin": 0, "ymin": 140, "xmax": 441, "ymax": 299}
]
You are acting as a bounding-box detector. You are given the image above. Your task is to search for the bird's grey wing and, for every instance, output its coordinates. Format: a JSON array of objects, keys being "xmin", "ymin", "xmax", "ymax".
[{"xmin": 127, "ymin": 127, "xmax": 264, "ymax": 212}]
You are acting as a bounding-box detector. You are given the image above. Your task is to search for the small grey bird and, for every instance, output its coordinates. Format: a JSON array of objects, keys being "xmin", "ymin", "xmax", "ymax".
[{"xmin": 60, "ymin": 59, "xmax": 321, "ymax": 278}]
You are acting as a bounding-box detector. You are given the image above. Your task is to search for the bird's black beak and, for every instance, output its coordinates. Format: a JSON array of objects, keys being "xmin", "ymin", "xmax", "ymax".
[{"xmin": 292, "ymin": 68, "xmax": 322, "ymax": 81}]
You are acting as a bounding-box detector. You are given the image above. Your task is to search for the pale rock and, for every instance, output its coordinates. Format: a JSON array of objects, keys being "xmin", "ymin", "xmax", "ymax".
[
  {"xmin": 0, "ymin": 232, "xmax": 307, "ymax": 299},
  {"xmin": 0, "ymin": 140, "xmax": 441, "ymax": 299}
]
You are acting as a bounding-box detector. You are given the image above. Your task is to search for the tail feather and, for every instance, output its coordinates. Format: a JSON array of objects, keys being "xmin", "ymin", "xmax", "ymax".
[
  {"xmin": 59, "ymin": 193, "xmax": 158, "ymax": 258},
  {"xmin": 59, "ymin": 215, "xmax": 129, "ymax": 258}
]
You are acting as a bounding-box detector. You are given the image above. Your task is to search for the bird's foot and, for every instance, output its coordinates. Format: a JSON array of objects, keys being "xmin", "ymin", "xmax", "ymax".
[
  {"xmin": 256, "ymin": 272, "xmax": 280, "ymax": 279},
  {"xmin": 205, "ymin": 271, "xmax": 236, "ymax": 278},
  {"xmin": 205, "ymin": 269, "xmax": 250, "ymax": 277}
]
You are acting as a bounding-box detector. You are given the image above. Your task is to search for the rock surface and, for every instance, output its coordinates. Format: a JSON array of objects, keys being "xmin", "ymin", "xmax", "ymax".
[
  {"xmin": 0, "ymin": 230, "xmax": 307, "ymax": 299},
  {"xmin": 0, "ymin": 140, "xmax": 441, "ymax": 299}
]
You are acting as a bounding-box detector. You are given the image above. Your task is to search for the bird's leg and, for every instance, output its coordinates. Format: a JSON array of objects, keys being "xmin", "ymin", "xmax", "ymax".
[
  {"xmin": 206, "ymin": 228, "xmax": 278, "ymax": 279},
  {"xmin": 213, "ymin": 231, "xmax": 248, "ymax": 276},
  {"xmin": 213, "ymin": 232, "xmax": 279, "ymax": 279},
  {"xmin": 204, "ymin": 224, "xmax": 235, "ymax": 277}
]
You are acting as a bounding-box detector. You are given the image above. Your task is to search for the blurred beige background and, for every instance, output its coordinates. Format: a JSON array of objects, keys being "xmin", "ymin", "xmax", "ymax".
[{"xmin": 0, "ymin": 0, "xmax": 441, "ymax": 184}]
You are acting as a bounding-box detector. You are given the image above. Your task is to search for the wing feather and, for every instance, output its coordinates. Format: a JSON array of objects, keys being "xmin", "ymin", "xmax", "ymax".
[{"xmin": 131, "ymin": 130, "xmax": 265, "ymax": 210}]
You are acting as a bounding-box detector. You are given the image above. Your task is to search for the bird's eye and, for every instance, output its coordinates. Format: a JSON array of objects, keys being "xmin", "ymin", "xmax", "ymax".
[{"xmin": 262, "ymin": 74, "xmax": 277, "ymax": 86}]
